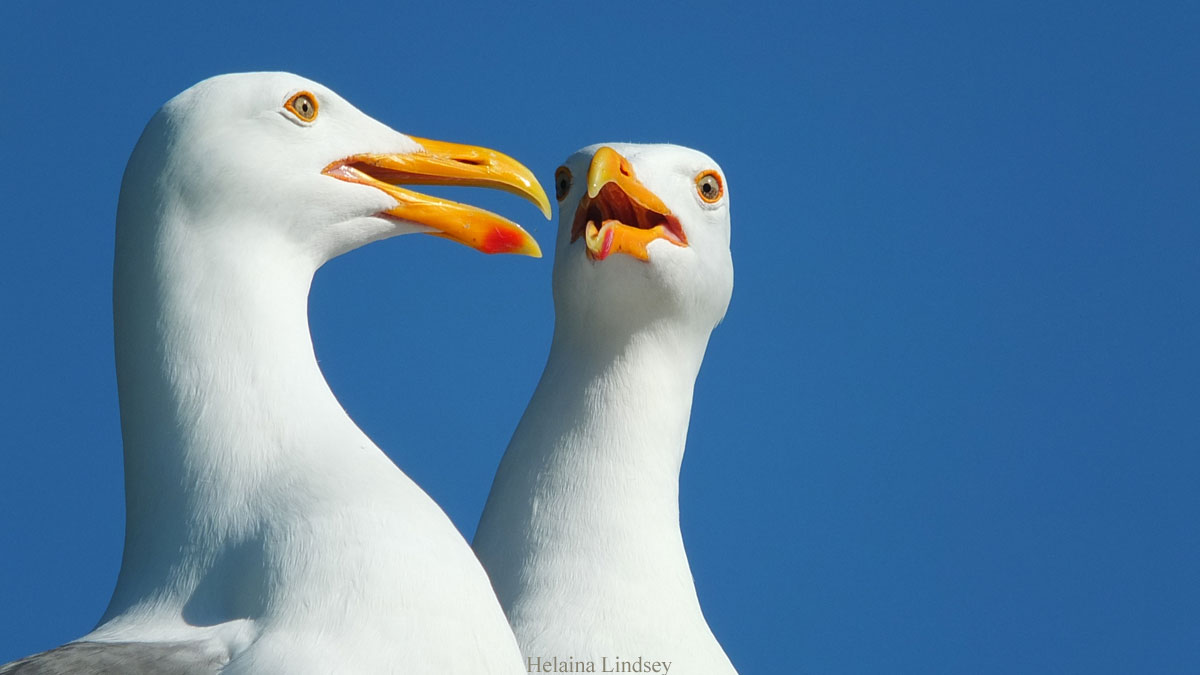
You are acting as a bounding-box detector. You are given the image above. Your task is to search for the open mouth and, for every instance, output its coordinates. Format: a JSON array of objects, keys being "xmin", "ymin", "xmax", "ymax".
[
  {"xmin": 568, "ymin": 148, "xmax": 688, "ymax": 262},
  {"xmin": 322, "ymin": 137, "xmax": 549, "ymax": 257}
]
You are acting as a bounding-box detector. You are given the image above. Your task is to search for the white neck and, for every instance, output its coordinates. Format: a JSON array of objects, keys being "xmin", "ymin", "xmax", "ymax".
[
  {"xmin": 105, "ymin": 216, "xmax": 344, "ymax": 619},
  {"xmin": 95, "ymin": 207, "xmax": 523, "ymax": 671},
  {"xmin": 476, "ymin": 318, "xmax": 734, "ymax": 670}
]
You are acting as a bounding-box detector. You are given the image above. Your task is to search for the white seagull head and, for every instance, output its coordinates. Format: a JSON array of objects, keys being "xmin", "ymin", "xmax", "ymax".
[
  {"xmin": 550, "ymin": 143, "xmax": 733, "ymax": 339},
  {"xmin": 118, "ymin": 71, "xmax": 548, "ymax": 268}
]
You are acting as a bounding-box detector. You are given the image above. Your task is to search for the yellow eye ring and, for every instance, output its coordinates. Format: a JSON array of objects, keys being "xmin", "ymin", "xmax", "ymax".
[
  {"xmin": 695, "ymin": 170, "xmax": 723, "ymax": 203},
  {"xmin": 554, "ymin": 165, "xmax": 573, "ymax": 202},
  {"xmin": 285, "ymin": 91, "xmax": 319, "ymax": 122}
]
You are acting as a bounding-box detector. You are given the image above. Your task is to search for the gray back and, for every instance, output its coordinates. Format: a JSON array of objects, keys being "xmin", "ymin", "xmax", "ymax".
[{"xmin": 0, "ymin": 641, "xmax": 227, "ymax": 674}]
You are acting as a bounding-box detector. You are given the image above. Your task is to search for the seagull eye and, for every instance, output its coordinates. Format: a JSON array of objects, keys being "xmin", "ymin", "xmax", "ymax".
[
  {"xmin": 285, "ymin": 91, "xmax": 319, "ymax": 122},
  {"xmin": 695, "ymin": 170, "xmax": 723, "ymax": 203},
  {"xmin": 555, "ymin": 166, "xmax": 573, "ymax": 202}
]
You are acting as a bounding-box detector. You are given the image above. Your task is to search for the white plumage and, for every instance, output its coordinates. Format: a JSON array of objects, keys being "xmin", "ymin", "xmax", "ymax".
[
  {"xmin": 475, "ymin": 143, "xmax": 738, "ymax": 674},
  {"xmin": 2, "ymin": 72, "xmax": 548, "ymax": 674}
]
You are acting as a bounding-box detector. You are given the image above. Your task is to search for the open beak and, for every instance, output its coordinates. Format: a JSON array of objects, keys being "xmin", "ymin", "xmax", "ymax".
[
  {"xmin": 323, "ymin": 136, "xmax": 551, "ymax": 257},
  {"xmin": 570, "ymin": 146, "xmax": 687, "ymax": 262}
]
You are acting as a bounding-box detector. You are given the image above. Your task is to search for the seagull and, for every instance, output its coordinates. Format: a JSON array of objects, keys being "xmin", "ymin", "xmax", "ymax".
[
  {"xmin": 474, "ymin": 144, "xmax": 738, "ymax": 674},
  {"xmin": 1, "ymin": 72, "xmax": 550, "ymax": 674}
]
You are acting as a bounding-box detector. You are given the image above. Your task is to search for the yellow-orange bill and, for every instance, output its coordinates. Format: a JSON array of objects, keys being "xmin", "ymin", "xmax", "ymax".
[
  {"xmin": 577, "ymin": 147, "xmax": 686, "ymax": 262},
  {"xmin": 324, "ymin": 137, "xmax": 550, "ymax": 257},
  {"xmin": 585, "ymin": 220, "xmax": 681, "ymax": 262},
  {"xmin": 586, "ymin": 147, "xmax": 671, "ymax": 215}
]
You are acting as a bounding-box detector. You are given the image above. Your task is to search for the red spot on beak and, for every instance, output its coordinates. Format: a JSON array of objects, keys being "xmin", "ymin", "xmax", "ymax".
[{"xmin": 482, "ymin": 227, "xmax": 525, "ymax": 254}]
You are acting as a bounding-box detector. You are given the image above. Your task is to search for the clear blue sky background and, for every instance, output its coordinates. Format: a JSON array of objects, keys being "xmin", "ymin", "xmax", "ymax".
[{"xmin": 1, "ymin": 2, "xmax": 1197, "ymax": 672}]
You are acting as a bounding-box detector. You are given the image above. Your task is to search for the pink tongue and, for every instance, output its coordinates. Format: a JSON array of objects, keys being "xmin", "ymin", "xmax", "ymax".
[
  {"xmin": 586, "ymin": 219, "xmax": 618, "ymax": 261},
  {"xmin": 598, "ymin": 220, "xmax": 616, "ymax": 260}
]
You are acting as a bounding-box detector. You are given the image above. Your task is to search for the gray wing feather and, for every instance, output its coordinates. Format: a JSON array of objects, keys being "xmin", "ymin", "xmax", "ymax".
[{"xmin": 0, "ymin": 641, "xmax": 228, "ymax": 675}]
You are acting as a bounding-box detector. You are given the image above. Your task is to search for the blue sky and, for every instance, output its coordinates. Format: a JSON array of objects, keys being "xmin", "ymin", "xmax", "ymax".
[{"xmin": 1, "ymin": 1, "xmax": 1197, "ymax": 672}]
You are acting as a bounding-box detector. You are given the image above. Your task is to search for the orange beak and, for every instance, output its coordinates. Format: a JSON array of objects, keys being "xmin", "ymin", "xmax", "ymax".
[
  {"xmin": 324, "ymin": 137, "xmax": 550, "ymax": 257},
  {"xmin": 571, "ymin": 146, "xmax": 686, "ymax": 262}
]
